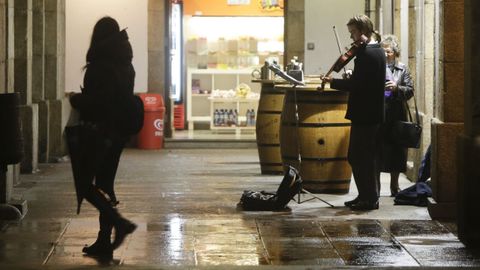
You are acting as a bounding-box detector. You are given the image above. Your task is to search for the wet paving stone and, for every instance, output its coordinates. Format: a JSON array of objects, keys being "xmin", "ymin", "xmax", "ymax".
[
  {"xmin": 257, "ymin": 218, "xmax": 324, "ymax": 238},
  {"xmin": 329, "ymin": 236, "xmax": 398, "ymax": 249},
  {"xmin": 397, "ymin": 235, "xmax": 480, "ymax": 266},
  {"xmin": 195, "ymin": 253, "xmax": 269, "ymax": 265},
  {"xmin": 3, "ymin": 149, "xmax": 480, "ymax": 268},
  {"xmin": 381, "ymin": 219, "xmax": 451, "ymax": 237},
  {"xmin": 321, "ymin": 220, "xmax": 389, "ymax": 238},
  {"xmin": 337, "ymin": 244, "xmax": 419, "ymax": 266}
]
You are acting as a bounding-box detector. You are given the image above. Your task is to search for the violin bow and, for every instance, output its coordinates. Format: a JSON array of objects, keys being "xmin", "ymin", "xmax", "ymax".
[
  {"xmin": 333, "ymin": 26, "xmax": 348, "ymax": 75},
  {"xmin": 319, "ymin": 26, "xmax": 346, "ymax": 90}
]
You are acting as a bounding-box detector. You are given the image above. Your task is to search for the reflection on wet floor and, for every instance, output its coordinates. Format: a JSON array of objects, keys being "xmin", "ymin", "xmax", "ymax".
[{"xmin": 1, "ymin": 149, "xmax": 480, "ymax": 268}]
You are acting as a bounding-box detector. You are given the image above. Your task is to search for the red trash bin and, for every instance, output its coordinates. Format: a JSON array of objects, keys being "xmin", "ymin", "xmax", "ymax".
[{"xmin": 137, "ymin": 93, "xmax": 165, "ymax": 149}]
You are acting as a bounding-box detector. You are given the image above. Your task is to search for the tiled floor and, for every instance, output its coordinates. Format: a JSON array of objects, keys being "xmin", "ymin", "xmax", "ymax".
[{"xmin": 1, "ymin": 148, "xmax": 479, "ymax": 269}]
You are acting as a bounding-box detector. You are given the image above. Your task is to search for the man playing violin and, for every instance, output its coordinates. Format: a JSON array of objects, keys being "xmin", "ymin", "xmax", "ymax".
[{"xmin": 321, "ymin": 14, "xmax": 386, "ymax": 210}]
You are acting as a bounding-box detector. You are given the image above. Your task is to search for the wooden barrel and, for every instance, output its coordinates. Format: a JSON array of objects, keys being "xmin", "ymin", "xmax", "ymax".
[
  {"xmin": 0, "ymin": 93, "xmax": 24, "ymax": 165},
  {"xmin": 255, "ymin": 81, "xmax": 285, "ymax": 175},
  {"xmin": 279, "ymin": 86, "xmax": 352, "ymax": 193}
]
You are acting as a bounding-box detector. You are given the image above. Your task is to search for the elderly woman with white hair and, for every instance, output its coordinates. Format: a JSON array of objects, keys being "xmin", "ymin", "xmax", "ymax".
[{"xmin": 380, "ymin": 34, "xmax": 414, "ymax": 196}]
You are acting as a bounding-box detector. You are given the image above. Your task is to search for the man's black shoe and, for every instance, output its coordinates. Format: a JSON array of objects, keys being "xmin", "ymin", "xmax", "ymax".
[
  {"xmin": 349, "ymin": 200, "xmax": 379, "ymax": 211},
  {"xmin": 344, "ymin": 197, "xmax": 360, "ymax": 207}
]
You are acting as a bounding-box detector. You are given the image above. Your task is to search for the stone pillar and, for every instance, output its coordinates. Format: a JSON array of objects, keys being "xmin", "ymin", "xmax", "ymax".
[
  {"xmin": 14, "ymin": 0, "xmax": 39, "ymax": 174},
  {"xmin": 0, "ymin": 0, "xmax": 6, "ymax": 90},
  {"xmin": 427, "ymin": 0, "xmax": 464, "ymax": 219},
  {"xmin": 457, "ymin": 0, "xmax": 480, "ymax": 247},
  {"xmin": 284, "ymin": 0, "xmax": 304, "ymax": 67},
  {"xmin": 407, "ymin": 0, "xmax": 435, "ymax": 180},
  {"xmin": 365, "ymin": 0, "xmax": 378, "ymax": 29},
  {"xmin": 401, "ymin": 0, "xmax": 427, "ymax": 181},
  {"xmin": 0, "ymin": 0, "xmax": 9, "ymax": 202},
  {"xmin": 2, "ymin": 0, "xmax": 15, "ymax": 195},
  {"xmin": 44, "ymin": 0, "xmax": 66, "ymax": 161},
  {"xmin": 32, "ymin": 0, "xmax": 49, "ymax": 163},
  {"xmin": 14, "ymin": 0, "xmax": 32, "ymax": 104},
  {"xmin": 148, "ymin": 0, "xmax": 170, "ymax": 137},
  {"xmin": 2, "ymin": 0, "xmax": 22, "ymax": 191}
]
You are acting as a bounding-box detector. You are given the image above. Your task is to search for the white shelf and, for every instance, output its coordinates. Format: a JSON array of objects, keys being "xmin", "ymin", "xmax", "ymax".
[
  {"xmin": 188, "ymin": 68, "xmax": 254, "ymax": 75},
  {"xmin": 186, "ymin": 68, "xmax": 260, "ymax": 131},
  {"xmin": 208, "ymin": 97, "xmax": 259, "ymax": 102}
]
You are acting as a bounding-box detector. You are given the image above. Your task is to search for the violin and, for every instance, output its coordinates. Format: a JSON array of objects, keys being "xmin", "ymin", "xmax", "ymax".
[{"xmin": 319, "ymin": 34, "xmax": 368, "ymax": 90}]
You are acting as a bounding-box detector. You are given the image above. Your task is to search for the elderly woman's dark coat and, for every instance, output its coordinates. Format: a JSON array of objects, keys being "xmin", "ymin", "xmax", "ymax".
[{"xmin": 381, "ymin": 61, "xmax": 414, "ymax": 172}]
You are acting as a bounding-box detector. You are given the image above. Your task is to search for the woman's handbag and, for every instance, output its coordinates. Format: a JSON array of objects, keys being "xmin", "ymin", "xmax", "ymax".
[{"xmin": 390, "ymin": 93, "xmax": 422, "ymax": 148}]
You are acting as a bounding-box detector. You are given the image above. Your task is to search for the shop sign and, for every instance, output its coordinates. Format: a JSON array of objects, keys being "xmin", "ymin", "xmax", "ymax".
[{"xmin": 227, "ymin": 0, "xmax": 250, "ymax": 5}]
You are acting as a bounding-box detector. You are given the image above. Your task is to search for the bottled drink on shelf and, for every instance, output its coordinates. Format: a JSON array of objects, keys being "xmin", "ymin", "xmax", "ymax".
[
  {"xmin": 250, "ymin": 109, "xmax": 256, "ymax": 126},
  {"xmin": 214, "ymin": 109, "xmax": 220, "ymax": 126},
  {"xmin": 234, "ymin": 109, "xmax": 239, "ymax": 126},
  {"xmin": 246, "ymin": 109, "xmax": 252, "ymax": 126},
  {"xmin": 228, "ymin": 109, "xmax": 234, "ymax": 126},
  {"xmin": 222, "ymin": 109, "xmax": 228, "ymax": 126}
]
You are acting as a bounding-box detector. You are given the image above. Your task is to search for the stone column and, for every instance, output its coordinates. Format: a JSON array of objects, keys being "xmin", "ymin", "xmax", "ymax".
[
  {"xmin": 0, "ymin": 0, "xmax": 6, "ymax": 90},
  {"xmin": 2, "ymin": 0, "xmax": 18, "ymax": 194},
  {"xmin": 148, "ymin": 0, "xmax": 170, "ymax": 137},
  {"xmin": 1, "ymin": 0, "xmax": 25, "ymax": 219},
  {"xmin": 284, "ymin": 0, "xmax": 304, "ymax": 67},
  {"xmin": 0, "ymin": 0, "xmax": 9, "ymax": 202},
  {"xmin": 14, "ymin": 0, "xmax": 39, "ymax": 174},
  {"xmin": 44, "ymin": 0, "xmax": 66, "ymax": 161},
  {"xmin": 427, "ymin": 0, "xmax": 464, "ymax": 220},
  {"xmin": 457, "ymin": 0, "xmax": 480, "ymax": 248},
  {"xmin": 32, "ymin": 0, "xmax": 49, "ymax": 163}
]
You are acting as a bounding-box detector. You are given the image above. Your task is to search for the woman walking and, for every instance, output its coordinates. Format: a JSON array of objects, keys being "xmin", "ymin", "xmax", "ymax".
[{"xmin": 68, "ymin": 16, "xmax": 137, "ymax": 257}]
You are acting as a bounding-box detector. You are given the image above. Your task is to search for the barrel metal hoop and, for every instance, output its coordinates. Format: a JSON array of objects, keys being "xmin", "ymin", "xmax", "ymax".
[
  {"xmin": 257, "ymin": 143, "xmax": 281, "ymax": 147},
  {"xmin": 261, "ymin": 89, "xmax": 286, "ymax": 95},
  {"xmin": 259, "ymin": 162, "xmax": 284, "ymax": 166},
  {"xmin": 285, "ymin": 100, "xmax": 347, "ymax": 104},
  {"xmin": 258, "ymin": 110, "xmax": 282, "ymax": 114},
  {"xmin": 281, "ymin": 122, "xmax": 351, "ymax": 128},
  {"xmin": 282, "ymin": 156, "xmax": 348, "ymax": 162}
]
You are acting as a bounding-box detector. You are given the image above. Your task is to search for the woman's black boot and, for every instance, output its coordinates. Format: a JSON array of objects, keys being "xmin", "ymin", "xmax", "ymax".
[
  {"xmin": 82, "ymin": 213, "xmax": 113, "ymax": 257},
  {"xmin": 112, "ymin": 217, "xmax": 137, "ymax": 250},
  {"xmin": 82, "ymin": 231, "xmax": 113, "ymax": 257},
  {"xmin": 83, "ymin": 187, "xmax": 136, "ymax": 252}
]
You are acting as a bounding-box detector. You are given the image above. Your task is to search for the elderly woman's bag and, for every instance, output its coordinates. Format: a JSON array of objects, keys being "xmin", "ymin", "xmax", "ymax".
[{"xmin": 390, "ymin": 93, "xmax": 422, "ymax": 148}]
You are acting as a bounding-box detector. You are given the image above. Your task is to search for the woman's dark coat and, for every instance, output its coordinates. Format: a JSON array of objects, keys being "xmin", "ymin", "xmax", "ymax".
[
  {"xmin": 381, "ymin": 61, "xmax": 414, "ymax": 172},
  {"xmin": 68, "ymin": 30, "xmax": 135, "ymax": 213}
]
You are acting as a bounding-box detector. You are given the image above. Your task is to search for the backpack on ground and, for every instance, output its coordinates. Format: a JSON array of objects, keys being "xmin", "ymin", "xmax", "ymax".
[
  {"xmin": 394, "ymin": 181, "xmax": 432, "ymax": 207},
  {"xmin": 238, "ymin": 166, "xmax": 302, "ymax": 211}
]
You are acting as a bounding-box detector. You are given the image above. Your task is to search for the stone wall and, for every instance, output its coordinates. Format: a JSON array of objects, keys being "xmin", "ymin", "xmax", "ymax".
[
  {"xmin": 284, "ymin": 0, "xmax": 304, "ymax": 67},
  {"xmin": 1, "ymin": 0, "xmax": 21, "ymax": 205},
  {"xmin": 457, "ymin": 0, "xmax": 480, "ymax": 247},
  {"xmin": 428, "ymin": 0, "xmax": 465, "ymax": 220},
  {"xmin": 148, "ymin": 0, "xmax": 169, "ymax": 137},
  {"xmin": 0, "ymin": 0, "xmax": 67, "ymax": 175}
]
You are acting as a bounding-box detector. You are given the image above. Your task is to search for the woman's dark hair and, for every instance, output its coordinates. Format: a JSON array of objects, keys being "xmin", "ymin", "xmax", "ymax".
[
  {"xmin": 90, "ymin": 17, "xmax": 120, "ymax": 49},
  {"xmin": 86, "ymin": 16, "xmax": 132, "ymax": 66}
]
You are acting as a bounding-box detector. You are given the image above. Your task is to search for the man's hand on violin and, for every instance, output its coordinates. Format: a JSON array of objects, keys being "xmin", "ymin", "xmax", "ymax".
[
  {"xmin": 320, "ymin": 75, "xmax": 333, "ymax": 83},
  {"xmin": 317, "ymin": 75, "xmax": 332, "ymax": 91},
  {"xmin": 385, "ymin": 80, "xmax": 398, "ymax": 91}
]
